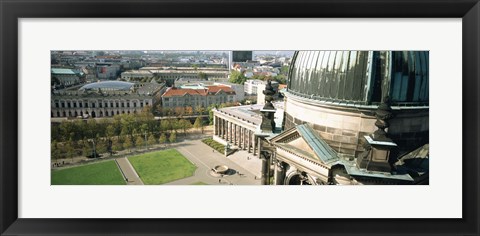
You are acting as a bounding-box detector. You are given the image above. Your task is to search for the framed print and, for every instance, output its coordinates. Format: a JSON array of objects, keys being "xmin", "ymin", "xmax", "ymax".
[{"xmin": 1, "ymin": 0, "xmax": 479, "ymax": 235}]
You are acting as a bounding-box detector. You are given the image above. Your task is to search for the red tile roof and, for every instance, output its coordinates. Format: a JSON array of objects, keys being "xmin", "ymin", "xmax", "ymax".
[{"xmin": 162, "ymin": 86, "xmax": 235, "ymax": 97}]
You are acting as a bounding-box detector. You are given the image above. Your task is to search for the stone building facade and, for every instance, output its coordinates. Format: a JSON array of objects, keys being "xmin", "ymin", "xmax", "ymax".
[
  {"xmin": 51, "ymin": 81, "xmax": 164, "ymax": 118},
  {"xmin": 161, "ymin": 86, "xmax": 236, "ymax": 108}
]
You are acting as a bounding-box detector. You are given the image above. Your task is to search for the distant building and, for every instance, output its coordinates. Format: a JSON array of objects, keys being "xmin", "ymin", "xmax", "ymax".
[
  {"xmin": 161, "ymin": 85, "xmax": 236, "ymax": 108},
  {"xmin": 51, "ymin": 81, "xmax": 165, "ymax": 118},
  {"xmin": 96, "ymin": 63, "xmax": 121, "ymax": 80},
  {"xmin": 213, "ymin": 82, "xmax": 245, "ymax": 102},
  {"xmin": 51, "ymin": 68, "xmax": 80, "ymax": 87},
  {"xmin": 232, "ymin": 51, "xmax": 253, "ymax": 62},
  {"xmin": 121, "ymin": 70, "xmax": 154, "ymax": 81},
  {"xmin": 244, "ymin": 79, "xmax": 279, "ymax": 96},
  {"xmin": 142, "ymin": 67, "xmax": 228, "ymax": 86}
]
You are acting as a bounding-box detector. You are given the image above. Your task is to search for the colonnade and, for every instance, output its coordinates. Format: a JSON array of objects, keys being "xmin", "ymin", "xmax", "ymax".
[{"xmin": 213, "ymin": 115, "xmax": 260, "ymax": 156}]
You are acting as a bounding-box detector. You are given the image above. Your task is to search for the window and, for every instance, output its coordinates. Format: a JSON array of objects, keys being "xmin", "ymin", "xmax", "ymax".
[
  {"xmin": 79, "ymin": 103, "xmax": 83, "ymax": 108},
  {"xmin": 99, "ymin": 102, "xmax": 102, "ymax": 108},
  {"xmin": 390, "ymin": 51, "xmax": 429, "ymax": 104},
  {"xmin": 116, "ymin": 102, "xmax": 119, "ymax": 108},
  {"xmin": 110, "ymin": 102, "xmax": 113, "ymax": 107},
  {"xmin": 67, "ymin": 102, "xmax": 71, "ymax": 108},
  {"xmin": 140, "ymin": 102, "xmax": 144, "ymax": 107},
  {"xmin": 85, "ymin": 102, "xmax": 88, "ymax": 108},
  {"xmin": 55, "ymin": 102, "xmax": 59, "ymax": 108},
  {"xmin": 92, "ymin": 103, "xmax": 96, "ymax": 108},
  {"xmin": 133, "ymin": 102, "xmax": 137, "ymax": 108},
  {"xmin": 61, "ymin": 102, "xmax": 65, "ymax": 108},
  {"xmin": 73, "ymin": 102, "xmax": 77, "ymax": 108}
]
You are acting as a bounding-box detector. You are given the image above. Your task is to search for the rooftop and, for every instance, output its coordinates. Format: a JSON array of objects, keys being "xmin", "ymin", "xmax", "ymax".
[
  {"xmin": 162, "ymin": 86, "xmax": 235, "ymax": 97},
  {"xmin": 51, "ymin": 68, "xmax": 77, "ymax": 75},
  {"xmin": 79, "ymin": 81, "xmax": 134, "ymax": 91},
  {"xmin": 217, "ymin": 101, "xmax": 284, "ymax": 127}
]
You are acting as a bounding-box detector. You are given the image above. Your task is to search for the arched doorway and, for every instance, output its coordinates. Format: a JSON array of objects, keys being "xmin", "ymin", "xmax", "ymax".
[{"xmin": 286, "ymin": 172, "xmax": 314, "ymax": 185}]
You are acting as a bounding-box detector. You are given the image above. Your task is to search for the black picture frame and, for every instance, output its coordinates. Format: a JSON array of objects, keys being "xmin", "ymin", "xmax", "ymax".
[{"xmin": 1, "ymin": 0, "xmax": 479, "ymax": 235}]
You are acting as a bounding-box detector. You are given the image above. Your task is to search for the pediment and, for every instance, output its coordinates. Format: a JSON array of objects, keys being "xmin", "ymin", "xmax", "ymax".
[{"xmin": 271, "ymin": 124, "xmax": 339, "ymax": 165}]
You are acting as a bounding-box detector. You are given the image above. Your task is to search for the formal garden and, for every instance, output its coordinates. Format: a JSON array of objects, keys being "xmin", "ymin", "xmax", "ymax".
[
  {"xmin": 127, "ymin": 149, "xmax": 196, "ymax": 185},
  {"xmin": 51, "ymin": 160, "xmax": 125, "ymax": 185},
  {"xmin": 201, "ymin": 138, "xmax": 225, "ymax": 153}
]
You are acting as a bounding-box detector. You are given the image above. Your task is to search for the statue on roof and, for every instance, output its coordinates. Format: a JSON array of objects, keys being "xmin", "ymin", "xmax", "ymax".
[
  {"xmin": 260, "ymin": 79, "xmax": 276, "ymax": 132},
  {"xmin": 262, "ymin": 79, "xmax": 276, "ymax": 110}
]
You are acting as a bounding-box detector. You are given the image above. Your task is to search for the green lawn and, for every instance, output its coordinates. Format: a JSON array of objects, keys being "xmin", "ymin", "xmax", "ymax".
[
  {"xmin": 128, "ymin": 149, "xmax": 197, "ymax": 185},
  {"xmin": 51, "ymin": 160, "xmax": 125, "ymax": 185}
]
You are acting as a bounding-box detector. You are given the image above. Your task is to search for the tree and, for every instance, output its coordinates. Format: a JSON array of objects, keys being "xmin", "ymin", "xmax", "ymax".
[
  {"xmin": 51, "ymin": 141, "xmax": 60, "ymax": 161},
  {"xmin": 174, "ymin": 107, "xmax": 185, "ymax": 117},
  {"xmin": 160, "ymin": 119, "xmax": 171, "ymax": 132},
  {"xmin": 82, "ymin": 145, "xmax": 90, "ymax": 157},
  {"xmin": 228, "ymin": 70, "xmax": 247, "ymax": 84},
  {"xmin": 179, "ymin": 119, "xmax": 192, "ymax": 137},
  {"xmin": 113, "ymin": 139, "xmax": 123, "ymax": 152},
  {"xmin": 148, "ymin": 134, "xmax": 157, "ymax": 147},
  {"xmin": 185, "ymin": 106, "xmax": 193, "ymax": 116},
  {"xmin": 106, "ymin": 124, "xmax": 116, "ymax": 138},
  {"xmin": 124, "ymin": 137, "xmax": 133, "ymax": 152},
  {"xmin": 198, "ymin": 72, "xmax": 208, "ymax": 80},
  {"xmin": 65, "ymin": 139, "xmax": 75, "ymax": 163},
  {"xmin": 86, "ymin": 119, "xmax": 98, "ymax": 139},
  {"xmin": 273, "ymin": 74, "xmax": 287, "ymax": 84},
  {"xmin": 193, "ymin": 117, "xmax": 204, "ymax": 133},
  {"xmin": 135, "ymin": 136, "xmax": 144, "ymax": 149},
  {"xmin": 194, "ymin": 105, "xmax": 204, "ymax": 115},
  {"xmin": 96, "ymin": 140, "xmax": 107, "ymax": 155},
  {"xmin": 120, "ymin": 114, "xmax": 136, "ymax": 139},
  {"xmin": 171, "ymin": 119, "xmax": 182, "ymax": 134},
  {"xmin": 207, "ymin": 104, "xmax": 218, "ymax": 125},
  {"xmin": 169, "ymin": 132, "xmax": 177, "ymax": 143},
  {"xmin": 159, "ymin": 133, "xmax": 167, "ymax": 146}
]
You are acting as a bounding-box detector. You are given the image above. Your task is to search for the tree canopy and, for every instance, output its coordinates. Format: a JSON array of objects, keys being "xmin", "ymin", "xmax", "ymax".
[{"xmin": 228, "ymin": 70, "xmax": 247, "ymax": 84}]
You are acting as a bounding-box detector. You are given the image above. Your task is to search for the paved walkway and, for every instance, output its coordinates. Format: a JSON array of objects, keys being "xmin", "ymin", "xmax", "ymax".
[
  {"xmin": 164, "ymin": 139, "xmax": 261, "ymax": 185},
  {"xmin": 115, "ymin": 157, "xmax": 144, "ymax": 185}
]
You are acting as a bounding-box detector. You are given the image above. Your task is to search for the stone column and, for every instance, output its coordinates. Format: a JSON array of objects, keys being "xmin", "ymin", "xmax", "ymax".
[
  {"xmin": 247, "ymin": 130, "xmax": 251, "ymax": 153},
  {"xmin": 252, "ymin": 133, "xmax": 256, "ymax": 156},
  {"xmin": 257, "ymin": 137, "xmax": 262, "ymax": 157},
  {"xmin": 222, "ymin": 119, "xmax": 226, "ymax": 139},
  {"xmin": 274, "ymin": 161, "xmax": 285, "ymax": 185},
  {"xmin": 243, "ymin": 128, "xmax": 247, "ymax": 150},
  {"xmin": 219, "ymin": 118, "xmax": 223, "ymax": 138},
  {"xmin": 228, "ymin": 121, "xmax": 233, "ymax": 143},
  {"xmin": 214, "ymin": 116, "xmax": 218, "ymax": 135},
  {"xmin": 233, "ymin": 124, "xmax": 236, "ymax": 145},
  {"xmin": 225, "ymin": 121, "xmax": 229, "ymax": 142},
  {"xmin": 260, "ymin": 150, "xmax": 271, "ymax": 185}
]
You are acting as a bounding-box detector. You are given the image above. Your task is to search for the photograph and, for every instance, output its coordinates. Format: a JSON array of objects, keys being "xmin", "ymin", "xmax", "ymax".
[
  {"xmin": 50, "ymin": 50, "xmax": 429, "ymax": 186},
  {"xmin": 2, "ymin": 0, "xmax": 478, "ymax": 234}
]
